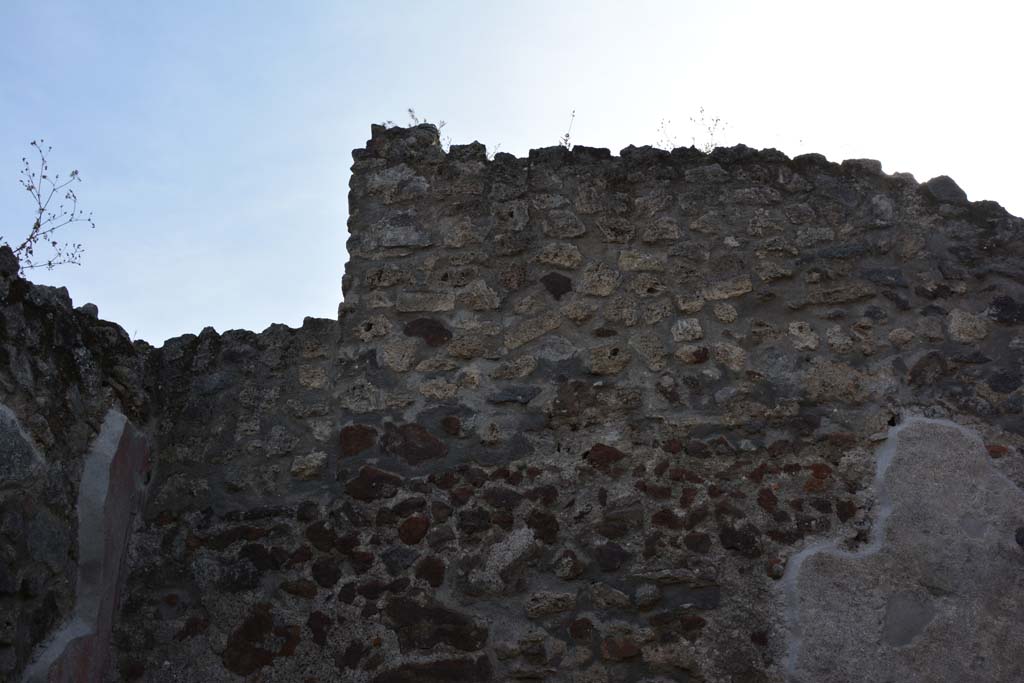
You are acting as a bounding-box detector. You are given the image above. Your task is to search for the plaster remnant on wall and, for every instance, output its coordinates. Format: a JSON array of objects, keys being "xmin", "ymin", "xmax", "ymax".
[{"xmin": 785, "ymin": 418, "xmax": 1024, "ymax": 683}]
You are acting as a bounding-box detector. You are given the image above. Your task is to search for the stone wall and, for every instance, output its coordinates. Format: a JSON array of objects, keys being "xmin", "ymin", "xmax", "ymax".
[
  {"xmin": 0, "ymin": 248, "xmax": 149, "ymax": 681},
  {"xmin": 4, "ymin": 123, "xmax": 1024, "ymax": 682}
]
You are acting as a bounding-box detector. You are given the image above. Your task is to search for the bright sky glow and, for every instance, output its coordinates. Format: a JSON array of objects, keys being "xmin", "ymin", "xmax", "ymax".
[{"xmin": 1, "ymin": 0, "xmax": 1021, "ymax": 343}]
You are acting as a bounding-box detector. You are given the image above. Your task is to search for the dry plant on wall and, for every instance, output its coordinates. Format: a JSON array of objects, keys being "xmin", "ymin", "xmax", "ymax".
[
  {"xmin": 382, "ymin": 108, "xmax": 502, "ymax": 159},
  {"xmin": 655, "ymin": 107, "xmax": 729, "ymax": 153},
  {"xmin": 5, "ymin": 140, "xmax": 95, "ymax": 272},
  {"xmin": 559, "ymin": 110, "xmax": 576, "ymax": 150},
  {"xmin": 690, "ymin": 106, "xmax": 727, "ymax": 153}
]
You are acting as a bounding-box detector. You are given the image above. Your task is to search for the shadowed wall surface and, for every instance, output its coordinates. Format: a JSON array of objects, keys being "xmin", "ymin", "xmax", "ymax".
[{"xmin": 3, "ymin": 124, "xmax": 1024, "ymax": 682}]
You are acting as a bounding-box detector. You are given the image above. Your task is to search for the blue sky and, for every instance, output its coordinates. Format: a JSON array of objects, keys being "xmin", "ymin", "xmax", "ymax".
[{"xmin": 2, "ymin": 1, "xmax": 1021, "ymax": 343}]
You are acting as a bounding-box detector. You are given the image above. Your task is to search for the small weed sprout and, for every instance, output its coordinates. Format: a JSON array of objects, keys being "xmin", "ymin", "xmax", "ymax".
[
  {"xmin": 559, "ymin": 110, "xmax": 576, "ymax": 150},
  {"xmin": 690, "ymin": 106, "xmax": 727, "ymax": 154},
  {"xmin": 407, "ymin": 108, "xmax": 452, "ymax": 152},
  {"xmin": 656, "ymin": 118, "xmax": 678, "ymax": 151}
]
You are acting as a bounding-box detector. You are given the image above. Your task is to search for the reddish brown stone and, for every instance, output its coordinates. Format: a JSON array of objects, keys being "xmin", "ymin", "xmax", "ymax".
[
  {"xmin": 276, "ymin": 624, "xmax": 301, "ymax": 656},
  {"xmin": 836, "ymin": 499, "xmax": 857, "ymax": 522},
  {"xmin": 526, "ymin": 508, "xmax": 559, "ymax": 544},
  {"xmin": 586, "ymin": 443, "xmax": 627, "ymax": 474},
  {"xmin": 382, "ymin": 423, "xmax": 449, "ymax": 464},
  {"xmin": 304, "ymin": 521, "xmax": 339, "ymax": 552},
  {"xmin": 281, "ymin": 579, "xmax": 318, "ymax": 599},
  {"xmin": 403, "ymin": 317, "xmax": 453, "ymax": 347},
  {"xmin": 680, "ymin": 613, "xmax": 706, "ymax": 641},
  {"xmin": 398, "ymin": 515, "xmax": 430, "ymax": 545},
  {"xmin": 441, "ymin": 415, "xmax": 461, "ymax": 436},
  {"xmin": 636, "ymin": 480, "xmax": 672, "ymax": 500},
  {"xmin": 312, "ymin": 557, "xmax": 342, "ymax": 587},
  {"xmin": 525, "ymin": 484, "xmax": 558, "ymax": 506},
  {"xmin": 450, "ymin": 485, "xmax": 475, "ymax": 506},
  {"xmin": 415, "ymin": 555, "xmax": 446, "ymax": 587},
  {"xmin": 288, "ymin": 544, "xmax": 313, "ymax": 567},
  {"xmin": 307, "ymin": 611, "xmax": 332, "ymax": 647},
  {"xmin": 662, "ymin": 438, "xmax": 684, "ymax": 454},
  {"xmin": 683, "ymin": 505, "xmax": 709, "ymax": 530},
  {"xmin": 987, "ymin": 444, "xmax": 1009, "ymax": 458},
  {"xmin": 808, "ymin": 463, "xmax": 833, "ymax": 479},
  {"xmin": 719, "ymin": 524, "xmax": 762, "ymax": 558},
  {"xmin": 684, "ymin": 532, "xmax": 711, "ymax": 554},
  {"xmin": 803, "ymin": 476, "xmax": 828, "ymax": 493},
  {"xmin": 569, "ymin": 618, "xmax": 593, "ymax": 640},
  {"xmin": 651, "ymin": 508, "xmax": 682, "ymax": 530},
  {"xmin": 340, "ymin": 424, "xmax": 378, "ymax": 457},
  {"xmin": 345, "ymin": 465, "xmax": 404, "ymax": 502},
  {"xmin": 678, "ymin": 487, "xmax": 699, "ymax": 508},
  {"xmin": 601, "ymin": 636, "xmax": 641, "ymax": 661},
  {"xmin": 748, "ymin": 463, "xmax": 769, "ymax": 482},
  {"xmin": 668, "ymin": 467, "xmax": 704, "ymax": 484},
  {"xmin": 757, "ymin": 487, "xmax": 778, "ymax": 513},
  {"xmin": 222, "ymin": 603, "xmax": 275, "ymax": 676}
]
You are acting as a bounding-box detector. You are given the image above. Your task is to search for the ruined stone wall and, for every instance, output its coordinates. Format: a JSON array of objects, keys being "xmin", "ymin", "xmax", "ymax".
[
  {"xmin": 0, "ymin": 248, "xmax": 149, "ymax": 681},
  {"xmin": 6, "ymin": 123, "xmax": 1024, "ymax": 682}
]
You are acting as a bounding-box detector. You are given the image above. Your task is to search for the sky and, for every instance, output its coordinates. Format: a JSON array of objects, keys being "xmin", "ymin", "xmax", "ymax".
[{"xmin": 1, "ymin": 1, "xmax": 1021, "ymax": 344}]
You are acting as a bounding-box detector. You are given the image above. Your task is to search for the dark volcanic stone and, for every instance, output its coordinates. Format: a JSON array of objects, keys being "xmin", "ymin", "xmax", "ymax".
[
  {"xmin": 487, "ymin": 385, "xmax": 542, "ymax": 404},
  {"xmin": 601, "ymin": 636, "xmax": 641, "ymax": 661},
  {"xmin": 541, "ymin": 272, "xmax": 573, "ymax": 300},
  {"xmin": 988, "ymin": 295, "xmax": 1024, "ymax": 324},
  {"xmin": 382, "ymin": 546, "xmax": 419, "ymax": 575},
  {"xmin": 307, "ymin": 611, "xmax": 331, "ymax": 647},
  {"xmin": 340, "ymin": 424, "xmax": 378, "ymax": 457},
  {"xmin": 908, "ymin": 351, "xmax": 948, "ymax": 387},
  {"xmin": 222, "ymin": 603, "xmax": 275, "ymax": 676},
  {"xmin": 719, "ymin": 524, "xmax": 763, "ymax": 558},
  {"xmin": 398, "ymin": 515, "xmax": 431, "ymax": 545},
  {"xmin": 859, "ymin": 268, "xmax": 908, "ymax": 288},
  {"xmin": 311, "ymin": 557, "xmax": 342, "ymax": 587},
  {"xmin": 594, "ymin": 542, "xmax": 631, "ymax": 572},
  {"xmin": 988, "ymin": 370, "xmax": 1022, "ymax": 394},
  {"xmin": 585, "ymin": 443, "xmax": 627, "ymax": 473},
  {"xmin": 382, "ymin": 423, "xmax": 449, "ymax": 464},
  {"xmin": 441, "ymin": 415, "xmax": 461, "ymax": 435},
  {"xmin": 526, "ymin": 508, "xmax": 559, "ymax": 544},
  {"xmin": 457, "ymin": 507, "xmax": 492, "ymax": 535},
  {"xmin": 238, "ymin": 543, "xmax": 280, "ymax": 571},
  {"xmin": 482, "ymin": 486, "xmax": 523, "ymax": 510},
  {"xmin": 383, "ymin": 596, "xmax": 488, "ymax": 652},
  {"xmin": 403, "ymin": 317, "xmax": 453, "ymax": 346},
  {"xmin": 280, "ymin": 579, "xmax": 318, "ymax": 598},
  {"xmin": 339, "ymin": 640, "xmax": 369, "ymax": 670},
  {"xmin": 372, "ymin": 656, "xmax": 492, "ymax": 683},
  {"xmin": 684, "ymin": 532, "xmax": 712, "ymax": 554},
  {"xmin": 415, "ymin": 555, "xmax": 446, "ymax": 587},
  {"xmin": 345, "ymin": 466, "xmax": 404, "ymax": 502},
  {"xmin": 923, "ymin": 175, "xmax": 968, "ymax": 205}
]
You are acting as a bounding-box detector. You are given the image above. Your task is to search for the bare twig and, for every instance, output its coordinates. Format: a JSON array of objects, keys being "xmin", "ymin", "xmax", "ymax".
[
  {"xmin": 5, "ymin": 140, "xmax": 94, "ymax": 271},
  {"xmin": 690, "ymin": 107, "xmax": 727, "ymax": 154},
  {"xmin": 559, "ymin": 110, "xmax": 576, "ymax": 150}
]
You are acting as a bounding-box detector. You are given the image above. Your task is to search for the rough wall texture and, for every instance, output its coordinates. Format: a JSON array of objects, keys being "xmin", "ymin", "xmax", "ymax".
[
  {"xmin": 3, "ymin": 124, "xmax": 1024, "ymax": 682},
  {"xmin": 0, "ymin": 248, "xmax": 149, "ymax": 681}
]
